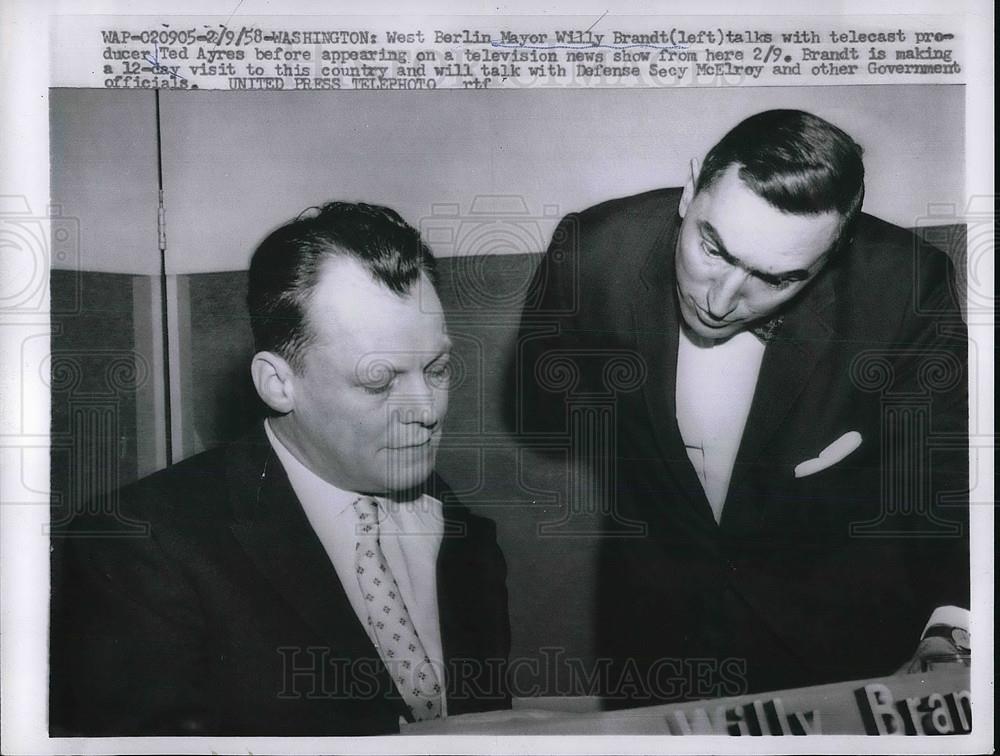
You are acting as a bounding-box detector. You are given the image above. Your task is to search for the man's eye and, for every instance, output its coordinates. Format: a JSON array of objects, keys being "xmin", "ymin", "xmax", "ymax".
[
  {"xmin": 766, "ymin": 278, "xmax": 794, "ymax": 290},
  {"xmin": 701, "ymin": 241, "xmax": 722, "ymax": 258},
  {"xmin": 426, "ymin": 361, "xmax": 452, "ymax": 388},
  {"xmin": 362, "ymin": 380, "xmax": 394, "ymax": 396}
]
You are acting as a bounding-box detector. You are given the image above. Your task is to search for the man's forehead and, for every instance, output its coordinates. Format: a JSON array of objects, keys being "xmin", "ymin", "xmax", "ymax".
[
  {"xmin": 694, "ymin": 168, "xmax": 841, "ymax": 271},
  {"xmin": 307, "ymin": 257, "xmax": 447, "ymax": 348}
]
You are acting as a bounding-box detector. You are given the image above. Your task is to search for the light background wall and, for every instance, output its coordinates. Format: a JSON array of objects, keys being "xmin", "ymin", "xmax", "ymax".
[{"xmin": 51, "ymin": 85, "xmax": 964, "ymax": 275}]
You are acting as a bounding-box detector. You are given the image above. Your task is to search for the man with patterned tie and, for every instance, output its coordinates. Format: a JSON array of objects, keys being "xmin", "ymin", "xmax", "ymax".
[
  {"xmin": 51, "ymin": 202, "xmax": 511, "ymax": 735},
  {"xmin": 517, "ymin": 110, "xmax": 969, "ymax": 705}
]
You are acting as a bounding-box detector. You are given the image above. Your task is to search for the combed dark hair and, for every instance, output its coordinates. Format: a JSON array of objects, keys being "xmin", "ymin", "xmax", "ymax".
[
  {"xmin": 247, "ymin": 201, "xmax": 438, "ymax": 370},
  {"xmin": 696, "ymin": 109, "xmax": 866, "ymax": 251}
]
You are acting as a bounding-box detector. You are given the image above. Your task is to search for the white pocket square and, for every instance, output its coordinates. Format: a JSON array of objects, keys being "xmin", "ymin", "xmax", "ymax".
[{"xmin": 794, "ymin": 431, "xmax": 863, "ymax": 478}]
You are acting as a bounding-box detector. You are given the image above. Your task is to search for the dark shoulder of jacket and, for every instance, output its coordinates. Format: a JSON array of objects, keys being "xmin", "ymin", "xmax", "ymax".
[
  {"xmin": 566, "ymin": 187, "xmax": 681, "ymax": 263},
  {"xmin": 81, "ymin": 442, "xmax": 239, "ymax": 534},
  {"xmin": 830, "ymin": 212, "xmax": 963, "ymax": 339}
]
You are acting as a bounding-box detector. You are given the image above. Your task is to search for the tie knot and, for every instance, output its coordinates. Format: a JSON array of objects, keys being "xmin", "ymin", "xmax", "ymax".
[{"xmin": 353, "ymin": 496, "xmax": 382, "ymax": 539}]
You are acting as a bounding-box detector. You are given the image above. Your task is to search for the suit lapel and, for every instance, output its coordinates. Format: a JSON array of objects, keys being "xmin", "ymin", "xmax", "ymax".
[
  {"xmin": 430, "ymin": 475, "xmax": 511, "ymax": 714},
  {"xmin": 723, "ymin": 270, "xmax": 839, "ymax": 522},
  {"xmin": 432, "ymin": 483, "xmax": 482, "ymax": 707},
  {"xmin": 224, "ymin": 427, "xmax": 408, "ymax": 717},
  {"xmin": 632, "ymin": 209, "xmax": 718, "ymax": 527},
  {"xmin": 435, "ymin": 505, "xmax": 462, "ymax": 694}
]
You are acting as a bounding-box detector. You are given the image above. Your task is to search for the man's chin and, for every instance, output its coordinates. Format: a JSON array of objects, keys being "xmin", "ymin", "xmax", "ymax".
[
  {"xmin": 382, "ymin": 475, "xmax": 435, "ymax": 502},
  {"xmin": 382, "ymin": 461, "xmax": 437, "ymax": 496},
  {"xmin": 682, "ymin": 311, "xmax": 743, "ymax": 341}
]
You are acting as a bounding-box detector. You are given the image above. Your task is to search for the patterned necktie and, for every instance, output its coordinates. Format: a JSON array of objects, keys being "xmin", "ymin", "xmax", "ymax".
[{"xmin": 353, "ymin": 496, "xmax": 443, "ymax": 721}]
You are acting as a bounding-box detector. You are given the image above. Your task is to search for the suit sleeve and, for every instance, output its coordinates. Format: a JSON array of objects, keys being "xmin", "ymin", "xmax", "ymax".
[
  {"xmin": 890, "ymin": 250, "xmax": 970, "ymax": 617},
  {"xmin": 49, "ymin": 497, "xmax": 214, "ymax": 735}
]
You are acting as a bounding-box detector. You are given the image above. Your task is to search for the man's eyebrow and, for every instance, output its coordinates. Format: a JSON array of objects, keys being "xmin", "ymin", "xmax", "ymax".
[
  {"xmin": 426, "ymin": 343, "xmax": 452, "ymax": 365},
  {"xmin": 698, "ymin": 221, "xmax": 813, "ymax": 284},
  {"xmin": 357, "ymin": 364, "xmax": 400, "ymax": 384}
]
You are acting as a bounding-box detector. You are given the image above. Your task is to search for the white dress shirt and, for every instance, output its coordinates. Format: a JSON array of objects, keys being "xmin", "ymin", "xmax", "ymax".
[
  {"xmin": 264, "ymin": 420, "xmax": 447, "ymax": 713},
  {"xmin": 675, "ymin": 325, "xmax": 766, "ymax": 522}
]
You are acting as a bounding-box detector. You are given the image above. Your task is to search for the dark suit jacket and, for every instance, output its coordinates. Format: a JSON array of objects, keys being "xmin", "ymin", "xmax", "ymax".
[
  {"xmin": 517, "ymin": 188, "xmax": 969, "ymax": 704},
  {"xmin": 50, "ymin": 425, "xmax": 510, "ymax": 735}
]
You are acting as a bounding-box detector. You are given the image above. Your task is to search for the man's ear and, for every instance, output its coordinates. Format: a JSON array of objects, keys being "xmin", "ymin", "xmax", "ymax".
[
  {"xmin": 678, "ymin": 157, "xmax": 701, "ymax": 219},
  {"xmin": 250, "ymin": 351, "xmax": 296, "ymax": 414}
]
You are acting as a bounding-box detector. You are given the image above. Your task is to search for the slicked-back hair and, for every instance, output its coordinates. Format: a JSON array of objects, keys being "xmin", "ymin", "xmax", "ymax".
[
  {"xmin": 695, "ymin": 109, "xmax": 866, "ymax": 253},
  {"xmin": 247, "ymin": 201, "xmax": 438, "ymax": 371}
]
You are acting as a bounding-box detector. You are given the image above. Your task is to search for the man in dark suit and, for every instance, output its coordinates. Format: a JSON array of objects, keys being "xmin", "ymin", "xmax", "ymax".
[
  {"xmin": 517, "ymin": 110, "xmax": 968, "ymax": 705},
  {"xmin": 50, "ymin": 202, "xmax": 510, "ymax": 735}
]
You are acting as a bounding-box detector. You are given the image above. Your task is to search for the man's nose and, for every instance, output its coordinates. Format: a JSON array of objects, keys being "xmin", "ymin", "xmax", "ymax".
[
  {"xmin": 397, "ymin": 403, "xmax": 439, "ymax": 428},
  {"xmin": 396, "ymin": 381, "xmax": 442, "ymax": 428},
  {"xmin": 707, "ymin": 267, "xmax": 750, "ymax": 319}
]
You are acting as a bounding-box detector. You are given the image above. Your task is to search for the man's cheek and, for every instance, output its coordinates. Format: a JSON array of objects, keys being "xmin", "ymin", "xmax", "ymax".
[{"xmin": 435, "ymin": 393, "xmax": 450, "ymax": 422}]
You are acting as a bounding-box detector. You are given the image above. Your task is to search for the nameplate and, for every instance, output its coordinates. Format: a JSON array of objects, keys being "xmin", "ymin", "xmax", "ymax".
[{"xmin": 404, "ymin": 667, "xmax": 971, "ymax": 735}]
